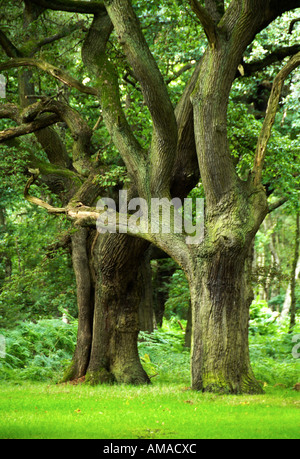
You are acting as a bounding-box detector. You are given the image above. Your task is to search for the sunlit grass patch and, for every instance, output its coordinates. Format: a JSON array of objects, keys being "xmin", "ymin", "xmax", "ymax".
[{"xmin": 0, "ymin": 382, "xmax": 299, "ymax": 439}]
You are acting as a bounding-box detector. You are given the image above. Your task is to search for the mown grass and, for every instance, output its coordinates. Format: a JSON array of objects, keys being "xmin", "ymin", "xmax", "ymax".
[
  {"xmin": 0, "ymin": 382, "xmax": 299, "ymax": 439},
  {"xmin": 0, "ymin": 316, "xmax": 299, "ymax": 439}
]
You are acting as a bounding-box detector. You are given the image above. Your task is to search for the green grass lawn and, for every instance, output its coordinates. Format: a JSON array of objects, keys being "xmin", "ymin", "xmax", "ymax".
[{"xmin": 0, "ymin": 382, "xmax": 299, "ymax": 439}]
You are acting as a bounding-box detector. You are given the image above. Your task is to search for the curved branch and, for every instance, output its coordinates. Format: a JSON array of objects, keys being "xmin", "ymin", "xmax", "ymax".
[
  {"xmin": 24, "ymin": 172, "xmax": 67, "ymax": 213},
  {"xmin": 0, "ymin": 58, "xmax": 97, "ymax": 96},
  {"xmin": 253, "ymin": 52, "xmax": 300, "ymax": 186},
  {"xmin": 289, "ymin": 18, "xmax": 300, "ymax": 34}
]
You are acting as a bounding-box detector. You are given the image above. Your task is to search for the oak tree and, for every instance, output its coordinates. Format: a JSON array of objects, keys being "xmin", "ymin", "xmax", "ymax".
[{"xmin": 1, "ymin": 0, "xmax": 300, "ymax": 393}]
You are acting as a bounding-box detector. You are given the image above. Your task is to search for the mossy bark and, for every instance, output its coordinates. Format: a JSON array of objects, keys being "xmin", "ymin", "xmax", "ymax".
[
  {"xmin": 189, "ymin": 187, "xmax": 267, "ymax": 394},
  {"xmin": 86, "ymin": 234, "xmax": 150, "ymax": 385},
  {"xmin": 191, "ymin": 252, "xmax": 263, "ymax": 394},
  {"xmin": 63, "ymin": 231, "xmax": 151, "ymax": 386}
]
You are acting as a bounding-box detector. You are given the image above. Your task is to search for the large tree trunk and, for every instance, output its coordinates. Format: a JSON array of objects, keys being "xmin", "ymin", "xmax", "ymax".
[
  {"xmin": 191, "ymin": 243, "xmax": 263, "ymax": 394},
  {"xmin": 185, "ymin": 13, "xmax": 274, "ymax": 392},
  {"xmin": 185, "ymin": 180, "xmax": 268, "ymax": 394},
  {"xmin": 63, "ymin": 231, "xmax": 151, "ymax": 385},
  {"xmin": 85, "ymin": 234, "xmax": 150, "ymax": 385}
]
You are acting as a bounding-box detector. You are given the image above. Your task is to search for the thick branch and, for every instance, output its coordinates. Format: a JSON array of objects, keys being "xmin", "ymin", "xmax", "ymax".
[
  {"xmin": 242, "ymin": 45, "xmax": 300, "ymax": 77},
  {"xmin": 0, "ymin": 58, "xmax": 97, "ymax": 96},
  {"xmin": 27, "ymin": 99, "xmax": 93, "ymax": 168},
  {"xmin": 220, "ymin": 0, "xmax": 300, "ymax": 51},
  {"xmin": 28, "ymin": 0, "xmax": 105, "ymax": 14},
  {"xmin": 190, "ymin": 0, "xmax": 217, "ymax": 47},
  {"xmin": 0, "ymin": 30, "xmax": 22, "ymax": 57},
  {"xmin": 0, "ymin": 114, "xmax": 59, "ymax": 142},
  {"xmin": 171, "ymin": 61, "xmax": 202, "ymax": 200},
  {"xmin": 104, "ymin": 0, "xmax": 178, "ymax": 196},
  {"xmin": 24, "ymin": 170, "xmax": 195, "ymax": 274},
  {"xmin": 82, "ymin": 13, "xmax": 147, "ymax": 192},
  {"xmin": 26, "ymin": 153, "xmax": 83, "ymax": 200},
  {"xmin": 253, "ymin": 52, "xmax": 300, "ymax": 186}
]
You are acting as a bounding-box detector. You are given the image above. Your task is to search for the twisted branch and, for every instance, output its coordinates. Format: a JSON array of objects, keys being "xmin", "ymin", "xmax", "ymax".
[{"xmin": 253, "ymin": 52, "xmax": 300, "ymax": 186}]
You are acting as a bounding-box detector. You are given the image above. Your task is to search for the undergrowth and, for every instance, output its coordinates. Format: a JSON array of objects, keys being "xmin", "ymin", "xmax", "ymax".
[
  {"xmin": 0, "ymin": 309, "xmax": 299, "ymax": 388},
  {"xmin": 0, "ymin": 319, "xmax": 76, "ymax": 382}
]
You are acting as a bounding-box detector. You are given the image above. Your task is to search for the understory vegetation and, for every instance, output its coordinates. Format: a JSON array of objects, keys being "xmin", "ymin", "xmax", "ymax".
[{"xmin": 0, "ymin": 310, "xmax": 299, "ymax": 389}]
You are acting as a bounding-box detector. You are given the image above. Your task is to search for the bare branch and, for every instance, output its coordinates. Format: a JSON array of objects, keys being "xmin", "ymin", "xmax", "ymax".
[
  {"xmin": 0, "ymin": 58, "xmax": 97, "ymax": 96},
  {"xmin": 253, "ymin": 52, "xmax": 300, "ymax": 186},
  {"xmin": 24, "ymin": 172, "xmax": 67, "ymax": 214},
  {"xmin": 190, "ymin": 0, "xmax": 217, "ymax": 47},
  {"xmin": 29, "ymin": 21, "xmax": 86, "ymax": 55}
]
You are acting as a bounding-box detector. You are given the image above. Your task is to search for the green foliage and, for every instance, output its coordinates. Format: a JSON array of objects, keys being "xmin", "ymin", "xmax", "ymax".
[
  {"xmin": 95, "ymin": 165, "xmax": 130, "ymax": 189},
  {"xmin": 248, "ymin": 297, "xmax": 300, "ymax": 387},
  {"xmin": 0, "ymin": 204, "xmax": 76, "ymax": 327},
  {"xmin": 0, "ymin": 316, "xmax": 299, "ymax": 389},
  {"xmin": 164, "ymin": 270, "xmax": 190, "ymax": 320},
  {"xmin": 249, "ymin": 297, "xmax": 281, "ymax": 335},
  {"xmin": 0, "ymin": 319, "xmax": 77, "ymax": 382},
  {"xmin": 139, "ymin": 318, "xmax": 190, "ymax": 383}
]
